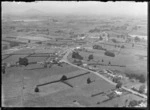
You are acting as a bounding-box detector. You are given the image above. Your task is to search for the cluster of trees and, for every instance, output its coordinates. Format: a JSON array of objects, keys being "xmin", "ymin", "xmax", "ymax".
[
  {"xmin": 104, "ymin": 51, "xmax": 115, "ymax": 57},
  {"xmin": 139, "ymin": 84, "xmax": 146, "ymax": 94},
  {"xmin": 72, "ymin": 51, "xmax": 83, "ymax": 60},
  {"xmin": 93, "ymin": 45, "xmax": 106, "ymax": 51},
  {"xmin": 128, "ymin": 100, "xmax": 142, "ymax": 107},
  {"xmin": 132, "ymin": 84, "xmax": 146, "ymax": 94},
  {"xmin": 125, "ymin": 73, "xmax": 146, "ymax": 83},
  {"xmin": 134, "ymin": 36, "xmax": 141, "ymax": 42},
  {"xmin": 18, "ymin": 57, "xmax": 29, "ymax": 66}
]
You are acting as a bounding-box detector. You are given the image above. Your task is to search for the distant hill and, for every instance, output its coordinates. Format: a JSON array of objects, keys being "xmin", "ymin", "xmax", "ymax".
[{"xmin": 19, "ymin": 8, "xmax": 47, "ymax": 17}]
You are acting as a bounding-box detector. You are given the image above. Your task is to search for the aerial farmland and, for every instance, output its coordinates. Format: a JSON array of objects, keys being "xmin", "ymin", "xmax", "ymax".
[{"xmin": 2, "ymin": 1, "xmax": 147, "ymax": 107}]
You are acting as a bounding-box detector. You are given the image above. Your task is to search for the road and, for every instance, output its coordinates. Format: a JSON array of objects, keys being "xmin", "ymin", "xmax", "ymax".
[{"xmin": 60, "ymin": 47, "xmax": 147, "ymax": 99}]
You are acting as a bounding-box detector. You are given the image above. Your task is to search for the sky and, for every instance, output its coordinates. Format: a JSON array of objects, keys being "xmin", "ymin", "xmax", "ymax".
[{"xmin": 2, "ymin": 1, "xmax": 147, "ymax": 17}]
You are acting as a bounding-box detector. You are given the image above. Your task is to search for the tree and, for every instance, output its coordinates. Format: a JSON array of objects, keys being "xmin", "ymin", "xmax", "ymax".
[
  {"xmin": 102, "ymin": 59, "xmax": 104, "ymax": 62},
  {"xmin": 72, "ymin": 52, "xmax": 76, "ymax": 58},
  {"xmin": 60, "ymin": 75, "xmax": 67, "ymax": 81},
  {"xmin": 139, "ymin": 84, "xmax": 146, "ymax": 94},
  {"xmin": 87, "ymin": 77, "xmax": 92, "ymax": 84},
  {"xmin": 88, "ymin": 54, "xmax": 94, "ymax": 61},
  {"xmin": 116, "ymin": 81, "xmax": 122, "ymax": 89},
  {"xmin": 35, "ymin": 86, "xmax": 39, "ymax": 92}
]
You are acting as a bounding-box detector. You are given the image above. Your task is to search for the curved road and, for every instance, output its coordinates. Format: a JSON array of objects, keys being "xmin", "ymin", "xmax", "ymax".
[{"xmin": 60, "ymin": 47, "xmax": 147, "ymax": 99}]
